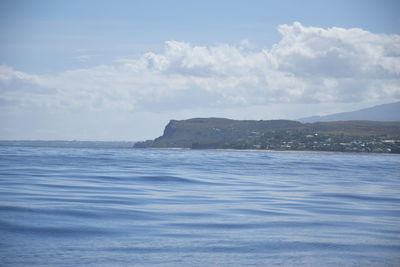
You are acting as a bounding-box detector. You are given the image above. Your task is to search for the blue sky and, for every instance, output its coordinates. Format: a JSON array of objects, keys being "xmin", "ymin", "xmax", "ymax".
[
  {"xmin": 0, "ymin": 0, "xmax": 399, "ymax": 140},
  {"xmin": 1, "ymin": 0, "xmax": 399, "ymax": 73}
]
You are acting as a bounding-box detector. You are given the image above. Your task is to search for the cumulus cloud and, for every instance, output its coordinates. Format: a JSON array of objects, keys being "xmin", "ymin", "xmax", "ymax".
[{"xmin": 1, "ymin": 22, "xmax": 399, "ymax": 113}]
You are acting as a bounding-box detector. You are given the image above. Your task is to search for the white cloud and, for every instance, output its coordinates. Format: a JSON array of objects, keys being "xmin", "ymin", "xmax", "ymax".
[
  {"xmin": 1, "ymin": 22, "xmax": 399, "ymax": 114},
  {"xmin": 273, "ymin": 22, "xmax": 400, "ymax": 79}
]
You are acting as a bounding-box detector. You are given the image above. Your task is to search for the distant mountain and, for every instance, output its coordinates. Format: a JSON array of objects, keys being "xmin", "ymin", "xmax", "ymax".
[
  {"xmin": 0, "ymin": 140, "xmax": 136, "ymax": 148},
  {"xmin": 299, "ymin": 102, "xmax": 400, "ymax": 123}
]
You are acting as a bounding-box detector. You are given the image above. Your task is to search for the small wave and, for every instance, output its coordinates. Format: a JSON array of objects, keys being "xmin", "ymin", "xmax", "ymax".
[
  {"xmin": 229, "ymin": 208, "xmax": 290, "ymax": 217},
  {"xmin": 133, "ymin": 175, "xmax": 214, "ymax": 185},
  {"xmin": 100, "ymin": 241, "xmax": 400, "ymax": 254},
  {"xmin": 166, "ymin": 221, "xmax": 341, "ymax": 230},
  {"xmin": 315, "ymin": 193, "xmax": 400, "ymax": 203},
  {"xmin": 0, "ymin": 220, "xmax": 114, "ymax": 237}
]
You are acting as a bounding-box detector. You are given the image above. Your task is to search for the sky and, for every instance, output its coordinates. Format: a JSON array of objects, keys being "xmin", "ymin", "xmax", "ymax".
[{"xmin": 0, "ymin": 0, "xmax": 399, "ymax": 141}]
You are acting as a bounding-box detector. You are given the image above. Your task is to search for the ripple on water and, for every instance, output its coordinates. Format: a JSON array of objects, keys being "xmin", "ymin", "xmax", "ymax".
[{"xmin": 0, "ymin": 146, "xmax": 399, "ymax": 266}]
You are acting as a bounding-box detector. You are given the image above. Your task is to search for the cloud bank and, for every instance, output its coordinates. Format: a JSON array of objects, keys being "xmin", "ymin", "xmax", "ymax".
[{"xmin": 1, "ymin": 22, "xmax": 400, "ymax": 114}]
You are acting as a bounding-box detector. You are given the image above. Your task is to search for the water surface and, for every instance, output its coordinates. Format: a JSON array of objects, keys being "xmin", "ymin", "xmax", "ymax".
[{"xmin": 0, "ymin": 146, "xmax": 399, "ymax": 266}]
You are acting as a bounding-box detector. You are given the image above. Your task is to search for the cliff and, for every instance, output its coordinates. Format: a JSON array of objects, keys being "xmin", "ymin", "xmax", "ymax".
[{"xmin": 134, "ymin": 118, "xmax": 400, "ymax": 153}]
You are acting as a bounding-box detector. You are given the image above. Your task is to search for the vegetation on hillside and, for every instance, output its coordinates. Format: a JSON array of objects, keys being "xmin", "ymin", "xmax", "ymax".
[{"xmin": 134, "ymin": 118, "xmax": 400, "ymax": 153}]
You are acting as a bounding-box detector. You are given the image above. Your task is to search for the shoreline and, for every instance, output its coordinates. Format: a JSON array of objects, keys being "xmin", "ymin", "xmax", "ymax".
[{"xmin": 146, "ymin": 147, "xmax": 398, "ymax": 155}]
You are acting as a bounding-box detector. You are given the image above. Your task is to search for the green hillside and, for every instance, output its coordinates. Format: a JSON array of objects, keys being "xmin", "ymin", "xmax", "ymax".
[{"xmin": 134, "ymin": 118, "xmax": 400, "ymax": 153}]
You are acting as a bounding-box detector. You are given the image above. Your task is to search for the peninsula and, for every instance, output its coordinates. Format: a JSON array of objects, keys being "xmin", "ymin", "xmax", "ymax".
[{"xmin": 134, "ymin": 118, "xmax": 400, "ymax": 153}]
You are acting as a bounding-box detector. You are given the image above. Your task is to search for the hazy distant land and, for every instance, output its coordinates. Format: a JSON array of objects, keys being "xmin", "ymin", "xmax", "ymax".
[
  {"xmin": 0, "ymin": 140, "xmax": 135, "ymax": 149},
  {"xmin": 299, "ymin": 101, "xmax": 400, "ymax": 122}
]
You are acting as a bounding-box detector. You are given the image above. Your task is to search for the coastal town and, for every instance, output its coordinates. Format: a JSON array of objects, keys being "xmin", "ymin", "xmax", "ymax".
[
  {"xmin": 217, "ymin": 131, "xmax": 400, "ymax": 153},
  {"xmin": 135, "ymin": 118, "xmax": 400, "ymax": 154}
]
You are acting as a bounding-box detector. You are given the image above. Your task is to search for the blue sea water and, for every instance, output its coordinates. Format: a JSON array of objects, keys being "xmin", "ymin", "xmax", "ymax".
[{"xmin": 0, "ymin": 146, "xmax": 399, "ymax": 266}]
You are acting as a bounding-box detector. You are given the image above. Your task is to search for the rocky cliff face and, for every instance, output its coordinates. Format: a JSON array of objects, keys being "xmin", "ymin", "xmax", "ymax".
[{"xmin": 138, "ymin": 118, "xmax": 303, "ymax": 148}]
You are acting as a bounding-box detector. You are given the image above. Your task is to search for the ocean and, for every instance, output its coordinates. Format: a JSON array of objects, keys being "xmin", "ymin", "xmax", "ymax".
[{"xmin": 0, "ymin": 145, "xmax": 399, "ymax": 266}]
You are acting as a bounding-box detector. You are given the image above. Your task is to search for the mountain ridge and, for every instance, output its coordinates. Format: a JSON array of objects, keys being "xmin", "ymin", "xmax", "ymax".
[{"xmin": 298, "ymin": 101, "xmax": 400, "ymax": 123}]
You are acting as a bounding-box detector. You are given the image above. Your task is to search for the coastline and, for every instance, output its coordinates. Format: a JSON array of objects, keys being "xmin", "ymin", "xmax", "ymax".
[{"xmin": 144, "ymin": 147, "xmax": 398, "ymax": 155}]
